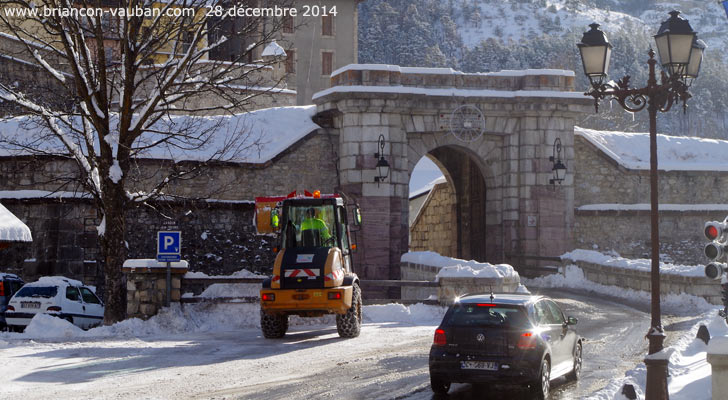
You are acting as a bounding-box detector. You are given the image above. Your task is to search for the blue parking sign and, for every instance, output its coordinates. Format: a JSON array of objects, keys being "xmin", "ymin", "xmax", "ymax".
[
  {"xmin": 723, "ymin": 1, "xmax": 728, "ymax": 18},
  {"xmin": 157, "ymin": 231, "xmax": 181, "ymax": 262}
]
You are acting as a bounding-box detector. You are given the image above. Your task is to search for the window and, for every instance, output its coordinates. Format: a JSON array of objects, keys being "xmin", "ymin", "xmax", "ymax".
[
  {"xmin": 322, "ymin": 51, "xmax": 333, "ymax": 76},
  {"xmin": 104, "ymin": 47, "xmax": 114, "ymax": 65},
  {"xmin": 66, "ymin": 287, "xmax": 81, "ymax": 302},
  {"xmin": 546, "ymin": 300, "xmax": 565, "ymax": 324},
  {"xmin": 285, "ymin": 49, "xmax": 296, "ymax": 73},
  {"xmin": 445, "ymin": 304, "xmax": 528, "ymax": 328},
  {"xmin": 80, "ymin": 287, "xmax": 101, "ymax": 304},
  {"xmin": 15, "ymin": 286, "xmax": 57, "ymax": 298},
  {"xmin": 180, "ymin": 31, "xmax": 193, "ymax": 53},
  {"xmin": 282, "ymin": 15, "xmax": 294, "ymax": 34},
  {"xmin": 321, "ymin": 15, "xmax": 333, "ymax": 36},
  {"xmin": 280, "ymin": 204, "xmax": 337, "ymax": 249}
]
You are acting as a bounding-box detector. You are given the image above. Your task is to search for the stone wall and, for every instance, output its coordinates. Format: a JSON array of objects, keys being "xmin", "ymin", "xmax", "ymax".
[
  {"xmin": 573, "ymin": 134, "xmax": 728, "ymax": 264},
  {"xmin": 0, "ymin": 129, "xmax": 338, "ymax": 200},
  {"xmin": 563, "ymin": 259, "xmax": 722, "ymax": 305},
  {"xmin": 409, "ymin": 181, "xmax": 457, "ymax": 258}
]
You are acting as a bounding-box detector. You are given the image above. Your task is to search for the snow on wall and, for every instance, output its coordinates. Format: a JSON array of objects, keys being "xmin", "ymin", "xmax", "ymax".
[
  {"xmin": 561, "ymin": 249, "xmax": 705, "ymax": 277},
  {"xmin": 578, "ymin": 204, "xmax": 728, "ymax": 212},
  {"xmin": 312, "ymin": 85, "xmax": 584, "ymax": 101},
  {"xmin": 330, "ymin": 64, "xmax": 575, "ymax": 78},
  {"xmin": 401, "ymin": 251, "xmax": 518, "ymax": 280},
  {"xmin": 576, "ymin": 126, "xmax": 728, "ymax": 171},
  {"xmin": 0, "ymin": 201, "xmax": 31, "ymax": 242},
  {"xmin": 0, "ymin": 106, "xmax": 320, "ymax": 164}
]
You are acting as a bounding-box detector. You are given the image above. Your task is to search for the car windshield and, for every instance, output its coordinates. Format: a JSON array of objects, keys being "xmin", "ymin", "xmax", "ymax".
[
  {"xmin": 15, "ymin": 286, "xmax": 58, "ymax": 298},
  {"xmin": 446, "ymin": 303, "xmax": 530, "ymax": 328}
]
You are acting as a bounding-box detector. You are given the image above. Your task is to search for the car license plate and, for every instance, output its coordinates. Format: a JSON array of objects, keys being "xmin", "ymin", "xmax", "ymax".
[
  {"xmin": 460, "ymin": 361, "xmax": 498, "ymax": 371},
  {"xmin": 20, "ymin": 301, "xmax": 40, "ymax": 309}
]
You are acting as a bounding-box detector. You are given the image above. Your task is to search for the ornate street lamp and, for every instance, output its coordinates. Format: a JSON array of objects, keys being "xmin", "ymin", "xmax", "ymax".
[
  {"xmin": 549, "ymin": 138, "xmax": 567, "ymax": 185},
  {"xmin": 374, "ymin": 134, "xmax": 390, "ymax": 186},
  {"xmin": 577, "ymin": 11, "xmax": 704, "ymax": 400}
]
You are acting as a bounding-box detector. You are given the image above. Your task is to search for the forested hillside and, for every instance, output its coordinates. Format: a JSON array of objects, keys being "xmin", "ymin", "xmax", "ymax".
[{"xmin": 358, "ymin": 0, "xmax": 728, "ymax": 138}]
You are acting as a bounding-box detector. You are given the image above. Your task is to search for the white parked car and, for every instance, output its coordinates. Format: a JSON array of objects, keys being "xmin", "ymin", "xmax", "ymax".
[{"xmin": 5, "ymin": 276, "xmax": 104, "ymax": 330}]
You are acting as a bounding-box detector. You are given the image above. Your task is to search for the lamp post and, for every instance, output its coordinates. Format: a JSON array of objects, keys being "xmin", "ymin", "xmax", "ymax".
[{"xmin": 577, "ymin": 11, "xmax": 704, "ymax": 400}]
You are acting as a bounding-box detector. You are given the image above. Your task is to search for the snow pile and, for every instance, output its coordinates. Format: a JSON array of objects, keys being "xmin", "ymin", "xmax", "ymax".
[
  {"xmin": 526, "ymin": 264, "xmax": 713, "ymax": 316},
  {"xmin": 401, "ymin": 251, "xmax": 518, "ymax": 280},
  {"xmin": 561, "ymin": 249, "xmax": 705, "ymax": 278},
  {"xmin": 0, "ymin": 105, "xmax": 320, "ymax": 164},
  {"xmin": 22, "ymin": 314, "xmax": 84, "ymax": 339},
  {"xmin": 363, "ymin": 303, "xmax": 446, "ymax": 326},
  {"xmin": 586, "ymin": 309, "xmax": 725, "ymax": 400},
  {"xmin": 576, "ymin": 127, "xmax": 728, "ymax": 172},
  {"xmin": 0, "ymin": 201, "xmax": 32, "ymax": 242},
  {"xmin": 184, "ymin": 269, "xmax": 265, "ymax": 279}
]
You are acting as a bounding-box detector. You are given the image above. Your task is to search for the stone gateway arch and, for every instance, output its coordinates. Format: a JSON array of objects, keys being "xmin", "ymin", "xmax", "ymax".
[{"xmin": 312, "ymin": 65, "xmax": 592, "ymax": 282}]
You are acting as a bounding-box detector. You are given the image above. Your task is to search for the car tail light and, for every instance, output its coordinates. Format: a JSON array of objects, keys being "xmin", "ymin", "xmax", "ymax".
[
  {"xmin": 0, "ymin": 281, "xmax": 4, "ymax": 296},
  {"xmin": 261, "ymin": 293, "xmax": 275, "ymax": 302},
  {"xmin": 47, "ymin": 306, "xmax": 62, "ymax": 312},
  {"xmin": 328, "ymin": 292, "xmax": 342, "ymax": 300},
  {"xmin": 517, "ymin": 332, "xmax": 537, "ymax": 349},
  {"xmin": 477, "ymin": 303, "xmax": 496, "ymax": 307},
  {"xmin": 433, "ymin": 329, "xmax": 447, "ymax": 346},
  {"xmin": 7, "ymin": 305, "xmax": 14, "ymax": 312}
]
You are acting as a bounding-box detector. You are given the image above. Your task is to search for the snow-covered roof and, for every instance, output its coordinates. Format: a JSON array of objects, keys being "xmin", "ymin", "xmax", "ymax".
[
  {"xmin": 330, "ymin": 64, "xmax": 575, "ymax": 78},
  {"xmin": 409, "ymin": 176, "xmax": 446, "ymax": 199},
  {"xmin": 0, "ymin": 106, "xmax": 320, "ymax": 164},
  {"xmin": 261, "ymin": 41, "xmax": 286, "ymax": 58},
  {"xmin": 576, "ymin": 126, "xmax": 728, "ymax": 171},
  {"xmin": 0, "ymin": 201, "xmax": 31, "ymax": 242}
]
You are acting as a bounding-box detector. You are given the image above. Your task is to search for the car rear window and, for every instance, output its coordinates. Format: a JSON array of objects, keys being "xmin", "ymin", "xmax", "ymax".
[
  {"xmin": 15, "ymin": 286, "xmax": 58, "ymax": 298},
  {"xmin": 446, "ymin": 303, "xmax": 531, "ymax": 328}
]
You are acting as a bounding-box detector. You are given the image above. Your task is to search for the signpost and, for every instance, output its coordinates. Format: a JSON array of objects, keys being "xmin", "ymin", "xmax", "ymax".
[{"xmin": 157, "ymin": 231, "xmax": 181, "ymax": 306}]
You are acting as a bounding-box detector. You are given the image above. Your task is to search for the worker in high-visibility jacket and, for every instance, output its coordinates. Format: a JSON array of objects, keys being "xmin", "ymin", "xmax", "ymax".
[{"xmin": 301, "ymin": 207, "xmax": 331, "ymax": 243}]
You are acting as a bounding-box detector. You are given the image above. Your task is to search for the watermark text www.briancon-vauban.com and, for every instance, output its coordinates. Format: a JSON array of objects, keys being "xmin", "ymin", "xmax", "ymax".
[{"xmin": 0, "ymin": 4, "xmax": 335, "ymax": 19}]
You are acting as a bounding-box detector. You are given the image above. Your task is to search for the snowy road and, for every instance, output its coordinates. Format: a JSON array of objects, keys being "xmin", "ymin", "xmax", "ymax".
[{"xmin": 0, "ymin": 288, "xmax": 690, "ymax": 400}]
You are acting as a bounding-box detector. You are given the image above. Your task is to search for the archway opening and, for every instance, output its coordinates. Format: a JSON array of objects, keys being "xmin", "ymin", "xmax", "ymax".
[{"xmin": 408, "ymin": 145, "xmax": 491, "ymax": 262}]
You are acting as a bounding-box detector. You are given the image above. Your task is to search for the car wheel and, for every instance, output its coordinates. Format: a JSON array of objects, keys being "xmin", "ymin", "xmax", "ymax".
[
  {"xmin": 566, "ymin": 341, "xmax": 583, "ymax": 381},
  {"xmin": 430, "ymin": 375, "xmax": 450, "ymax": 394},
  {"xmin": 531, "ymin": 358, "xmax": 550, "ymax": 400}
]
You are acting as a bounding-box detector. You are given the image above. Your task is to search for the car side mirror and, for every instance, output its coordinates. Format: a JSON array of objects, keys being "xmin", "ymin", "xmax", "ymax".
[{"xmin": 567, "ymin": 316, "xmax": 578, "ymax": 325}]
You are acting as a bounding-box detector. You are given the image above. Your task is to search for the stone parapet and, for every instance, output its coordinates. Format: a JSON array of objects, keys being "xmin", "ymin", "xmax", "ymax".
[
  {"xmin": 438, "ymin": 276, "xmax": 521, "ymax": 305},
  {"xmin": 329, "ymin": 66, "xmax": 576, "ymax": 92},
  {"xmin": 562, "ymin": 259, "xmax": 721, "ymax": 305},
  {"xmin": 400, "ymin": 261, "xmax": 521, "ymax": 304},
  {"xmin": 123, "ymin": 260, "xmax": 189, "ymax": 319}
]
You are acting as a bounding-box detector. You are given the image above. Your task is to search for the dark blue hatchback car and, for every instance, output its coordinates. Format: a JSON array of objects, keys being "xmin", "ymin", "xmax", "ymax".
[
  {"xmin": 0, "ymin": 273, "xmax": 24, "ymax": 330},
  {"xmin": 429, "ymin": 293, "xmax": 582, "ymax": 399}
]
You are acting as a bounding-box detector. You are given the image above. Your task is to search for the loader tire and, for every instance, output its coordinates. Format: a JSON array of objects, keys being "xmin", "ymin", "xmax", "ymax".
[
  {"xmin": 336, "ymin": 284, "xmax": 362, "ymax": 338},
  {"xmin": 260, "ymin": 309, "xmax": 288, "ymax": 338}
]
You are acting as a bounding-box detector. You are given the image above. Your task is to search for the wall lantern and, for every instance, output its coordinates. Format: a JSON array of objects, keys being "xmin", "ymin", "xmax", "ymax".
[
  {"xmin": 549, "ymin": 138, "xmax": 567, "ymax": 185},
  {"xmin": 374, "ymin": 134, "xmax": 390, "ymax": 186}
]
